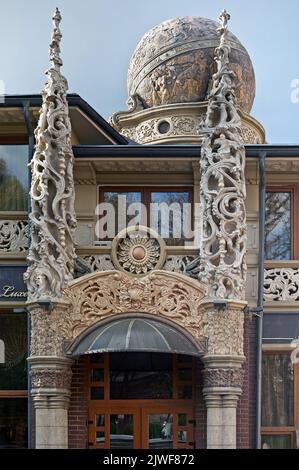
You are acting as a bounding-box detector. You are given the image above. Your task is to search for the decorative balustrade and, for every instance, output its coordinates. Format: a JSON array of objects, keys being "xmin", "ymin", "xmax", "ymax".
[
  {"xmin": 0, "ymin": 220, "xmax": 28, "ymax": 252},
  {"xmin": 264, "ymin": 267, "xmax": 299, "ymax": 301}
]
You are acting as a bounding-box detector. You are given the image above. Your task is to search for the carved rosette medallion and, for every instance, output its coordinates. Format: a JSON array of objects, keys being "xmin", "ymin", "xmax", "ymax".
[{"xmin": 111, "ymin": 226, "xmax": 166, "ymax": 277}]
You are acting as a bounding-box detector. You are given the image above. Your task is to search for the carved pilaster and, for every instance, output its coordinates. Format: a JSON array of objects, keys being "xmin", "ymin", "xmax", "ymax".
[
  {"xmin": 187, "ymin": 10, "xmax": 247, "ymax": 301},
  {"xmin": 24, "ymin": 7, "xmax": 76, "ymax": 302},
  {"xmin": 207, "ymin": 307, "xmax": 245, "ymax": 356},
  {"xmin": 28, "ymin": 301, "xmax": 71, "ymax": 357}
]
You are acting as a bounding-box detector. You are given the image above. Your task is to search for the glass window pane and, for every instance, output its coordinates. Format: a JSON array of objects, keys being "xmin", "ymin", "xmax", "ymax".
[
  {"xmin": 178, "ymin": 368, "xmax": 192, "ymax": 381},
  {"xmin": 0, "ymin": 313, "xmax": 27, "ymax": 390},
  {"xmin": 262, "ymin": 354, "xmax": 294, "ymax": 426},
  {"xmin": 96, "ymin": 431, "xmax": 105, "ymax": 444},
  {"xmin": 150, "ymin": 192, "xmax": 191, "ymax": 246},
  {"xmin": 110, "ymin": 370, "xmax": 172, "ymax": 399},
  {"xmin": 110, "ymin": 414, "xmax": 134, "ymax": 449},
  {"xmin": 178, "ymin": 385, "xmax": 193, "ymax": 399},
  {"xmin": 90, "ymin": 369, "xmax": 104, "ymax": 383},
  {"xmin": 261, "ymin": 434, "xmax": 292, "ymax": 449},
  {"xmin": 178, "ymin": 430, "xmax": 187, "ymax": 443},
  {"xmin": 89, "ymin": 354, "xmax": 104, "ymax": 364},
  {"xmin": 0, "ymin": 398, "xmax": 27, "ymax": 448},
  {"xmin": 109, "ymin": 353, "xmax": 173, "ymax": 399},
  {"xmin": 101, "ymin": 192, "xmax": 142, "ymax": 239},
  {"xmin": 90, "ymin": 387, "xmax": 104, "ymax": 400},
  {"xmin": 0, "ymin": 145, "xmax": 28, "ymax": 211},
  {"xmin": 177, "ymin": 354, "xmax": 193, "ymax": 364},
  {"xmin": 265, "ymin": 192, "xmax": 291, "ymax": 260},
  {"xmin": 148, "ymin": 414, "xmax": 173, "ymax": 449},
  {"xmin": 178, "ymin": 413, "xmax": 187, "ymax": 426},
  {"xmin": 96, "ymin": 414, "xmax": 105, "ymax": 427}
]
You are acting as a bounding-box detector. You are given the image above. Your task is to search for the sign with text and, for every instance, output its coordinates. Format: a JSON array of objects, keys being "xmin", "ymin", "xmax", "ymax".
[{"xmin": 0, "ymin": 265, "xmax": 27, "ymax": 301}]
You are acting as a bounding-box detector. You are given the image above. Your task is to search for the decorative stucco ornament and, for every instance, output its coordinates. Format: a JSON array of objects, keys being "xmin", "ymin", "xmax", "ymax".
[
  {"xmin": 24, "ymin": 8, "xmax": 76, "ymax": 301},
  {"xmin": 111, "ymin": 226, "xmax": 166, "ymax": 277},
  {"xmin": 187, "ymin": 10, "xmax": 247, "ymax": 300}
]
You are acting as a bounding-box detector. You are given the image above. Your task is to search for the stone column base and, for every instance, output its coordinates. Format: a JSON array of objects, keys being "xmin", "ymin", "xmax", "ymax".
[
  {"xmin": 28, "ymin": 356, "xmax": 73, "ymax": 449},
  {"xmin": 203, "ymin": 355, "xmax": 245, "ymax": 449}
]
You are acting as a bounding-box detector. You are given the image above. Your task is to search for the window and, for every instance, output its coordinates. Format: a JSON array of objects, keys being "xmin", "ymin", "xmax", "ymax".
[
  {"xmin": 98, "ymin": 187, "xmax": 193, "ymax": 245},
  {"xmin": 0, "ymin": 312, "xmax": 27, "ymax": 448},
  {"xmin": 261, "ymin": 352, "xmax": 298, "ymax": 449},
  {"xmin": 265, "ymin": 188, "xmax": 299, "ymax": 260},
  {"xmin": 88, "ymin": 352, "xmax": 195, "ymax": 401},
  {"xmin": 0, "ymin": 145, "xmax": 29, "ymax": 211}
]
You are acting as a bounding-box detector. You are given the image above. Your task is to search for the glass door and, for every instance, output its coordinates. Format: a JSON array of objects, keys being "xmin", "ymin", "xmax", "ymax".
[
  {"xmin": 88, "ymin": 408, "xmax": 141, "ymax": 449},
  {"xmin": 142, "ymin": 408, "xmax": 195, "ymax": 449}
]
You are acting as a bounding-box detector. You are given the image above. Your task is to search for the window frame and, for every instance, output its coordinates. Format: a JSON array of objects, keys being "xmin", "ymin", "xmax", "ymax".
[
  {"xmin": 265, "ymin": 186, "xmax": 299, "ymax": 260},
  {"xmin": 98, "ymin": 186, "xmax": 194, "ymax": 243},
  {"xmin": 0, "ymin": 142, "xmax": 30, "ymax": 212},
  {"xmin": 261, "ymin": 350, "xmax": 299, "ymax": 448},
  {"xmin": 0, "ymin": 309, "xmax": 28, "ymax": 449},
  {"xmin": 0, "ymin": 309, "xmax": 28, "ymax": 397}
]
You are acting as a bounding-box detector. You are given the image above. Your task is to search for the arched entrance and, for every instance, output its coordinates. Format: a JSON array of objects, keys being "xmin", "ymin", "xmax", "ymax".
[{"xmin": 67, "ymin": 315, "xmax": 203, "ymax": 449}]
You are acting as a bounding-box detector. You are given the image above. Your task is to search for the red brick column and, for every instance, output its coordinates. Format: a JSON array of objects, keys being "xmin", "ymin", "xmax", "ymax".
[
  {"xmin": 68, "ymin": 356, "xmax": 88, "ymax": 448},
  {"xmin": 236, "ymin": 316, "xmax": 257, "ymax": 448},
  {"xmin": 194, "ymin": 359, "xmax": 206, "ymax": 449}
]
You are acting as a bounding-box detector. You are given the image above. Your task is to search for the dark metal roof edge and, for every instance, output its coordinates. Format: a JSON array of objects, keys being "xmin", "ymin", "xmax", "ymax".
[
  {"xmin": 73, "ymin": 144, "xmax": 299, "ymax": 158},
  {"xmin": 0, "ymin": 94, "xmax": 129, "ymax": 146}
]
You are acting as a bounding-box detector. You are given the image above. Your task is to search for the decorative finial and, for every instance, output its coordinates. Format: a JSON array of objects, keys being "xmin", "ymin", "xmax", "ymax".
[
  {"xmin": 218, "ymin": 9, "xmax": 230, "ymax": 29},
  {"xmin": 217, "ymin": 9, "xmax": 230, "ymax": 47},
  {"xmin": 49, "ymin": 8, "xmax": 63, "ymax": 70}
]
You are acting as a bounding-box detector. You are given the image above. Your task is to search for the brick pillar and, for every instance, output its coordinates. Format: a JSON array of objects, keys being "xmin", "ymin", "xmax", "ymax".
[{"xmin": 68, "ymin": 356, "xmax": 88, "ymax": 448}]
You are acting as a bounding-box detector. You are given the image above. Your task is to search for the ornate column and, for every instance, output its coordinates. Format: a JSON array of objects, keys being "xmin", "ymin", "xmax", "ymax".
[
  {"xmin": 187, "ymin": 10, "xmax": 247, "ymax": 449},
  {"xmin": 24, "ymin": 8, "xmax": 76, "ymax": 449}
]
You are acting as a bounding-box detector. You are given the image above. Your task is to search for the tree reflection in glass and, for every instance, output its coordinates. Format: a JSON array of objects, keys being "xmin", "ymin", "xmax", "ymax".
[{"xmin": 265, "ymin": 192, "xmax": 291, "ymax": 260}]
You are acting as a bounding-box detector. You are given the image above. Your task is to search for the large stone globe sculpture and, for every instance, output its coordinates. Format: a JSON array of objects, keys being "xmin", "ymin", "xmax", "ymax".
[
  {"xmin": 127, "ymin": 16, "xmax": 255, "ymax": 113},
  {"xmin": 111, "ymin": 16, "xmax": 265, "ymax": 144}
]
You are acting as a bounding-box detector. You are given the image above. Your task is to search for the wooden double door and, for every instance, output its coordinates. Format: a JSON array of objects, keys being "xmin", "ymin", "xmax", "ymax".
[{"xmin": 88, "ymin": 405, "xmax": 195, "ymax": 449}]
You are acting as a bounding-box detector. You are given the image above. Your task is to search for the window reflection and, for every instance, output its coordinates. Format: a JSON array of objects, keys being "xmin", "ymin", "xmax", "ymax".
[
  {"xmin": 261, "ymin": 434, "xmax": 292, "ymax": 449},
  {"xmin": 262, "ymin": 354, "xmax": 294, "ymax": 427},
  {"xmin": 265, "ymin": 192, "xmax": 291, "ymax": 260},
  {"xmin": 0, "ymin": 398, "xmax": 27, "ymax": 448},
  {"xmin": 99, "ymin": 189, "xmax": 192, "ymax": 245},
  {"xmin": 148, "ymin": 414, "xmax": 173, "ymax": 449},
  {"xmin": 0, "ymin": 314, "xmax": 27, "ymax": 390},
  {"xmin": 150, "ymin": 192, "xmax": 191, "ymax": 245},
  {"xmin": 110, "ymin": 414, "xmax": 134, "ymax": 449},
  {"xmin": 0, "ymin": 146, "xmax": 28, "ymax": 211}
]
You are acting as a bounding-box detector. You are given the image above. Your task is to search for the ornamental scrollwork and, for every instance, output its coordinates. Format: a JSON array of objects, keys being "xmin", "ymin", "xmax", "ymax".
[
  {"xmin": 64, "ymin": 270, "xmax": 209, "ymax": 343},
  {"xmin": 164, "ymin": 255, "xmax": 196, "ymax": 275},
  {"xmin": 264, "ymin": 268, "xmax": 299, "ymax": 301},
  {"xmin": 0, "ymin": 220, "xmax": 28, "ymax": 252},
  {"xmin": 24, "ymin": 9, "xmax": 76, "ymax": 302},
  {"xmin": 187, "ymin": 11, "xmax": 247, "ymax": 300}
]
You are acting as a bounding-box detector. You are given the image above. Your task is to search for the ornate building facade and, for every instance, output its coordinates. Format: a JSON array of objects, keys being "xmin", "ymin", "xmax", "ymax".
[{"xmin": 0, "ymin": 9, "xmax": 298, "ymax": 450}]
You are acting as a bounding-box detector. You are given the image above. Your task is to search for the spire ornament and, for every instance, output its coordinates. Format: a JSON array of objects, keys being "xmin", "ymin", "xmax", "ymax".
[
  {"xmin": 187, "ymin": 10, "xmax": 247, "ymax": 300},
  {"xmin": 24, "ymin": 8, "xmax": 77, "ymax": 302}
]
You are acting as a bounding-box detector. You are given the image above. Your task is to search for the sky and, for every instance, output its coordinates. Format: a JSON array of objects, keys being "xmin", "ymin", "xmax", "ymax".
[{"xmin": 1, "ymin": 0, "xmax": 298, "ymax": 144}]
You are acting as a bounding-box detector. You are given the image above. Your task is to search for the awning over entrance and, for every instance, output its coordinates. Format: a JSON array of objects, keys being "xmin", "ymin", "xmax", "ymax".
[{"xmin": 68, "ymin": 317, "xmax": 201, "ymax": 357}]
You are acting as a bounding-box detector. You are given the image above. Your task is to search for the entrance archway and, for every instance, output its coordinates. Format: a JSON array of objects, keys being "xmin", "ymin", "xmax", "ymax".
[{"xmin": 66, "ymin": 315, "xmax": 203, "ymax": 449}]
